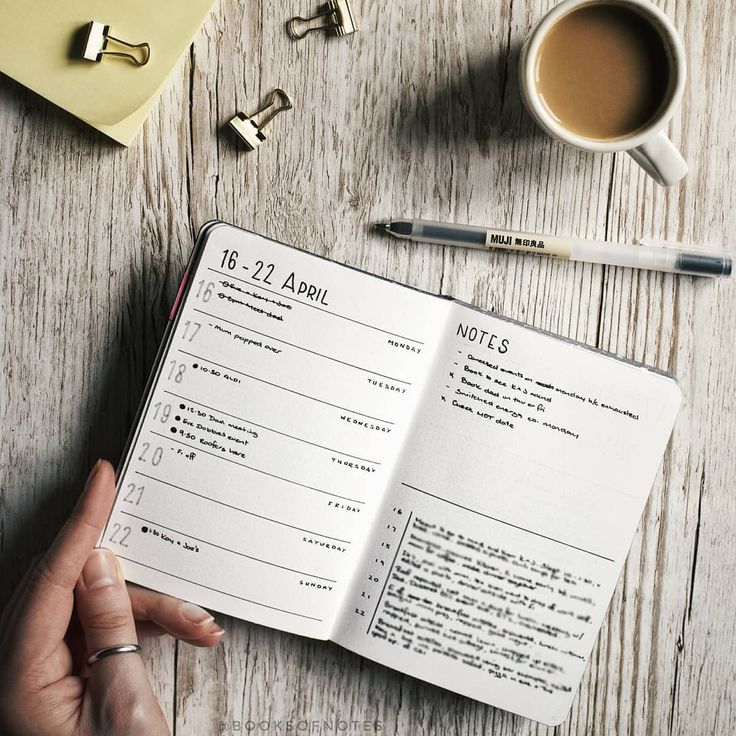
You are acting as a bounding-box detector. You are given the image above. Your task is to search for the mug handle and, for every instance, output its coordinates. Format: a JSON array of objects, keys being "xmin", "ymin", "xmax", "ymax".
[{"xmin": 628, "ymin": 130, "xmax": 688, "ymax": 187}]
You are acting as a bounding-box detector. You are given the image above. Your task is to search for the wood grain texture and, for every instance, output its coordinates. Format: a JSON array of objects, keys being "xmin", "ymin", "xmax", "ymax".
[{"xmin": 1, "ymin": 0, "xmax": 734, "ymax": 734}]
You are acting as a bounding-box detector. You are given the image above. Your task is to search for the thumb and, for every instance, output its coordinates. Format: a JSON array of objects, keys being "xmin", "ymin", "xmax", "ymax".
[
  {"xmin": 75, "ymin": 549, "xmax": 164, "ymax": 730},
  {"xmin": 76, "ymin": 548, "xmax": 141, "ymax": 661}
]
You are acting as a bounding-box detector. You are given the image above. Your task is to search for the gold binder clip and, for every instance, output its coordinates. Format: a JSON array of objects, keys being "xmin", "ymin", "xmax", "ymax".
[
  {"xmin": 228, "ymin": 89, "xmax": 293, "ymax": 151},
  {"xmin": 288, "ymin": 0, "xmax": 358, "ymax": 40},
  {"xmin": 80, "ymin": 21, "xmax": 151, "ymax": 66}
]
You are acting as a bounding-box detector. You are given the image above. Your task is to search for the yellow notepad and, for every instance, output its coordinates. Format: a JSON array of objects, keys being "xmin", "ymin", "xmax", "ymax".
[{"xmin": 0, "ymin": 0, "xmax": 215, "ymax": 145}]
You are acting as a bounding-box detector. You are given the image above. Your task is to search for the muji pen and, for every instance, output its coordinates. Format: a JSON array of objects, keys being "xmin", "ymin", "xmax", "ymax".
[{"xmin": 375, "ymin": 219, "xmax": 732, "ymax": 278}]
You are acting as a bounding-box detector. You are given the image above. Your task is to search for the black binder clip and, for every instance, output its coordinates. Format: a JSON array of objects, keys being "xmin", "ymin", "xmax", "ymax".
[
  {"xmin": 80, "ymin": 21, "xmax": 151, "ymax": 66},
  {"xmin": 288, "ymin": 0, "xmax": 358, "ymax": 40},
  {"xmin": 228, "ymin": 89, "xmax": 293, "ymax": 151}
]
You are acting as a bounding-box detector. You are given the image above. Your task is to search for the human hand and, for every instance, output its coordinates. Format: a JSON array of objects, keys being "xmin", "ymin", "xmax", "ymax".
[{"xmin": 0, "ymin": 460, "xmax": 225, "ymax": 736}]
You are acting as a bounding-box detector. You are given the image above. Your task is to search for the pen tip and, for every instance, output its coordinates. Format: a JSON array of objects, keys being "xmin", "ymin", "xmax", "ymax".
[{"xmin": 374, "ymin": 222, "xmax": 390, "ymax": 233}]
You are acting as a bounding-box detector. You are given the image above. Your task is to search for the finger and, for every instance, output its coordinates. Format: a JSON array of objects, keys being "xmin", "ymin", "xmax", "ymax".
[
  {"xmin": 127, "ymin": 583, "xmax": 225, "ymax": 647},
  {"xmin": 65, "ymin": 611, "xmax": 89, "ymax": 676},
  {"xmin": 43, "ymin": 460, "xmax": 116, "ymax": 589},
  {"xmin": 75, "ymin": 550, "xmax": 167, "ymax": 732},
  {"xmin": 76, "ymin": 548, "xmax": 140, "ymax": 656},
  {"xmin": 136, "ymin": 621, "xmax": 167, "ymax": 639},
  {"xmin": 65, "ymin": 623, "xmax": 165, "ymax": 678},
  {"xmin": 11, "ymin": 460, "xmax": 117, "ymax": 661},
  {"xmin": 135, "ymin": 621, "xmax": 223, "ymax": 647}
]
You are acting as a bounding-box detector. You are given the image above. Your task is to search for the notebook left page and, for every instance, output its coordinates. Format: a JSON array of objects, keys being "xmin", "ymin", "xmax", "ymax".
[{"xmin": 102, "ymin": 224, "xmax": 452, "ymax": 638}]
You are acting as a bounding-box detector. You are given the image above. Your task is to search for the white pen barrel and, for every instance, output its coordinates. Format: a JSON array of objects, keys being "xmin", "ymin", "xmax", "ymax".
[
  {"xmin": 572, "ymin": 240, "xmax": 732, "ymax": 277},
  {"xmin": 571, "ymin": 240, "xmax": 678, "ymax": 272}
]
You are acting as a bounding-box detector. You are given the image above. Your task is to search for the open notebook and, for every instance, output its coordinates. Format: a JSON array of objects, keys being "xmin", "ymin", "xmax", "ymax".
[{"xmin": 103, "ymin": 222, "xmax": 681, "ymax": 725}]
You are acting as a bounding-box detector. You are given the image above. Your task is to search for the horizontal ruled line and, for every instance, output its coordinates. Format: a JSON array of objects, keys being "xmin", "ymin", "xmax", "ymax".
[
  {"xmin": 119, "ymin": 510, "xmax": 337, "ymax": 582},
  {"xmin": 177, "ymin": 350, "xmax": 395, "ymax": 426},
  {"xmin": 116, "ymin": 556, "xmax": 323, "ymax": 622},
  {"xmin": 401, "ymin": 482, "xmax": 616, "ymax": 563},
  {"xmin": 196, "ymin": 308, "xmax": 412, "ymax": 386},
  {"xmin": 135, "ymin": 471, "xmax": 351, "ymax": 544},
  {"xmin": 164, "ymin": 389, "xmax": 380, "ymax": 465},
  {"xmin": 208, "ymin": 267, "xmax": 425, "ymax": 345},
  {"xmin": 150, "ymin": 430, "xmax": 365, "ymax": 504}
]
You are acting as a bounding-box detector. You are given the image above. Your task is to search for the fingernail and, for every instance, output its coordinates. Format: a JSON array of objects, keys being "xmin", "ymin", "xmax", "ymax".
[
  {"xmin": 82, "ymin": 548, "xmax": 119, "ymax": 590},
  {"xmin": 180, "ymin": 602, "xmax": 215, "ymax": 626},
  {"xmin": 211, "ymin": 626, "xmax": 225, "ymax": 637},
  {"xmin": 85, "ymin": 459, "xmax": 103, "ymax": 487}
]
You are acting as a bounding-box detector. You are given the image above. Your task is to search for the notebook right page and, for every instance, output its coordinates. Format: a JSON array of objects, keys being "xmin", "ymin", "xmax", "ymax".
[{"xmin": 332, "ymin": 303, "xmax": 682, "ymax": 726}]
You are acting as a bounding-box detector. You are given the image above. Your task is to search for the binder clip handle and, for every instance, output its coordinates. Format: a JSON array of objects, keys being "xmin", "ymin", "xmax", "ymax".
[
  {"xmin": 251, "ymin": 88, "xmax": 293, "ymax": 131},
  {"xmin": 81, "ymin": 21, "xmax": 151, "ymax": 66},
  {"xmin": 228, "ymin": 88, "xmax": 293, "ymax": 151},
  {"xmin": 103, "ymin": 34, "xmax": 151, "ymax": 66},
  {"xmin": 288, "ymin": 0, "xmax": 358, "ymax": 40}
]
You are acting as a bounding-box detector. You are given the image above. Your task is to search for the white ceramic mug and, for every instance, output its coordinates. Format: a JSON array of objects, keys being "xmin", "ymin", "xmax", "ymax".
[{"xmin": 519, "ymin": 0, "xmax": 687, "ymax": 187}]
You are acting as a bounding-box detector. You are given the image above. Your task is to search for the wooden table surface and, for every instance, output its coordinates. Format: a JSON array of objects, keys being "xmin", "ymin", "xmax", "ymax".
[{"xmin": 1, "ymin": 0, "xmax": 735, "ymax": 734}]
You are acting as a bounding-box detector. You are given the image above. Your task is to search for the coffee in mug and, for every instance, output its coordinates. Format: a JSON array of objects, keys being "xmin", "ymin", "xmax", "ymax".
[
  {"xmin": 519, "ymin": 0, "xmax": 688, "ymax": 187},
  {"xmin": 536, "ymin": 4, "xmax": 670, "ymax": 140}
]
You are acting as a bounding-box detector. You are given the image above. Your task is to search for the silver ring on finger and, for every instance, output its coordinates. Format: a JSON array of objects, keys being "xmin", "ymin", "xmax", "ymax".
[{"xmin": 86, "ymin": 643, "xmax": 142, "ymax": 666}]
